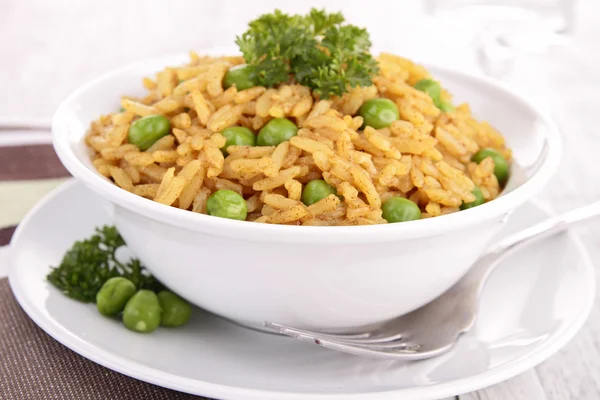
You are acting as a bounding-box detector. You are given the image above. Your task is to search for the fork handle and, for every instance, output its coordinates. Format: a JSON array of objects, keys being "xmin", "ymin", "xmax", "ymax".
[
  {"xmin": 490, "ymin": 200, "xmax": 600, "ymax": 256},
  {"xmin": 460, "ymin": 200, "xmax": 600, "ymax": 295}
]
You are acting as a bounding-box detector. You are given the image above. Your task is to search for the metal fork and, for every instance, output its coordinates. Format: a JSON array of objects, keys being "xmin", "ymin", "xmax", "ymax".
[{"xmin": 264, "ymin": 201, "xmax": 600, "ymax": 360}]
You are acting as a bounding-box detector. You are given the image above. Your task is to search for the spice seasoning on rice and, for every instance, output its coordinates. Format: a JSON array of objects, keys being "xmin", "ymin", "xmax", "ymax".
[{"xmin": 85, "ymin": 9, "xmax": 510, "ymax": 226}]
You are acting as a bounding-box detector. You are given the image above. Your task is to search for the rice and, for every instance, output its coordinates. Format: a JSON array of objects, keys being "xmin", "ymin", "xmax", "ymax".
[{"xmin": 85, "ymin": 51, "xmax": 510, "ymax": 225}]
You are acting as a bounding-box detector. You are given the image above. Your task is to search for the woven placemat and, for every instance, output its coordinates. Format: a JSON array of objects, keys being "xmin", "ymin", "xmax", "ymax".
[{"xmin": 0, "ymin": 277, "xmax": 212, "ymax": 400}]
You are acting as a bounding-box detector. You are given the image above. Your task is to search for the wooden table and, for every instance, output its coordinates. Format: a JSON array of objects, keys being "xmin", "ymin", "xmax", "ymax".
[{"xmin": 1, "ymin": 1, "xmax": 598, "ymax": 398}]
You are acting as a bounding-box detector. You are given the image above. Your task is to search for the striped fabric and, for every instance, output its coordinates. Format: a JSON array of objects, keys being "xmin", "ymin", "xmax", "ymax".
[
  {"xmin": 0, "ymin": 136, "xmax": 70, "ymax": 240},
  {"xmin": 0, "ymin": 132, "xmax": 213, "ymax": 399},
  {"xmin": 0, "ymin": 131, "xmax": 70, "ymax": 234}
]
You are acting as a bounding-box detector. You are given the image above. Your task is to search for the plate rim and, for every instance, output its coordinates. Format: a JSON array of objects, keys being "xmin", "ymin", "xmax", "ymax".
[{"xmin": 8, "ymin": 180, "xmax": 596, "ymax": 400}]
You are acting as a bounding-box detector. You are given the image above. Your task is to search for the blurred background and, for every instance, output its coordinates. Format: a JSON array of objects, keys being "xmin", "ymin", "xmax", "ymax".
[{"xmin": 0, "ymin": 0, "xmax": 592, "ymax": 114}]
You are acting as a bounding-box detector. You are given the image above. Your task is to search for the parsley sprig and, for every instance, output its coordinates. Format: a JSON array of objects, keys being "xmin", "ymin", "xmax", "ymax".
[
  {"xmin": 235, "ymin": 9, "xmax": 379, "ymax": 98},
  {"xmin": 47, "ymin": 226, "xmax": 163, "ymax": 303}
]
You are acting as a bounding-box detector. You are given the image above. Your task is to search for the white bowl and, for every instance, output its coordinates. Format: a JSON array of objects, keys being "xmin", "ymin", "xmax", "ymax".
[{"xmin": 52, "ymin": 49, "xmax": 561, "ymax": 331}]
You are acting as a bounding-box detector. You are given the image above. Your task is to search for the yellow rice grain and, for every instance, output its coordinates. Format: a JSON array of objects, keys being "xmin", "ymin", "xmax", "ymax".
[
  {"xmin": 190, "ymin": 134, "xmax": 205, "ymax": 151},
  {"xmin": 424, "ymin": 187, "xmax": 462, "ymax": 207},
  {"xmin": 268, "ymin": 205, "xmax": 308, "ymax": 224},
  {"xmin": 207, "ymin": 104, "xmax": 243, "ymax": 132},
  {"xmin": 206, "ymin": 63, "xmax": 228, "ymax": 97},
  {"xmin": 154, "ymin": 95, "xmax": 185, "ymax": 114},
  {"xmin": 263, "ymin": 194, "xmax": 301, "ymax": 209},
  {"xmin": 284, "ymin": 179, "xmax": 302, "ymax": 201},
  {"xmin": 212, "ymin": 86, "xmax": 238, "ymax": 109},
  {"xmin": 253, "ymin": 166, "xmax": 307, "ymax": 191},
  {"xmin": 308, "ymin": 194, "xmax": 340, "ymax": 215},
  {"xmin": 87, "ymin": 136, "xmax": 112, "ymax": 152},
  {"xmin": 264, "ymin": 142, "xmax": 289, "ymax": 178},
  {"xmin": 290, "ymin": 136, "xmax": 334, "ymax": 156},
  {"xmin": 106, "ymin": 124, "xmax": 130, "ymax": 147},
  {"xmin": 227, "ymin": 146, "xmax": 275, "ymax": 159},
  {"xmin": 133, "ymin": 184, "xmax": 159, "ymax": 199},
  {"xmin": 143, "ymin": 77, "xmax": 156, "ymax": 90},
  {"xmin": 306, "ymin": 100, "xmax": 331, "ymax": 120},
  {"xmin": 172, "ymin": 128, "xmax": 188, "ymax": 144},
  {"xmin": 350, "ymin": 165, "xmax": 381, "ymax": 208},
  {"xmin": 178, "ymin": 170, "xmax": 205, "ymax": 210},
  {"xmin": 176, "ymin": 153, "xmax": 195, "ymax": 167},
  {"xmin": 108, "ymin": 166, "xmax": 134, "ymax": 192},
  {"xmin": 213, "ymin": 178, "xmax": 243, "ymax": 195},
  {"xmin": 101, "ymin": 144, "xmax": 139, "ymax": 161},
  {"xmin": 192, "ymin": 187, "xmax": 212, "ymax": 214},
  {"xmin": 121, "ymin": 160, "xmax": 140, "ymax": 184},
  {"xmin": 156, "ymin": 68, "xmax": 177, "ymax": 97},
  {"xmin": 86, "ymin": 52, "xmax": 511, "ymax": 225},
  {"xmin": 146, "ymin": 135, "xmax": 176, "ymax": 152},
  {"xmin": 152, "ymin": 150, "xmax": 179, "ymax": 163},
  {"xmin": 246, "ymin": 193, "xmax": 262, "ymax": 213},
  {"xmin": 235, "ymin": 87, "xmax": 267, "ymax": 104},
  {"xmin": 172, "ymin": 113, "xmax": 192, "ymax": 130},
  {"xmin": 141, "ymin": 164, "xmax": 168, "ymax": 183},
  {"xmin": 120, "ymin": 99, "xmax": 158, "ymax": 116},
  {"xmin": 191, "ymin": 91, "xmax": 212, "ymax": 126},
  {"xmin": 230, "ymin": 157, "xmax": 272, "ymax": 179}
]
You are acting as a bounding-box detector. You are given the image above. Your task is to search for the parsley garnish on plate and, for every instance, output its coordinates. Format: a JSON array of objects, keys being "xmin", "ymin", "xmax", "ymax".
[
  {"xmin": 46, "ymin": 226, "xmax": 163, "ymax": 303},
  {"xmin": 235, "ymin": 8, "xmax": 379, "ymax": 98}
]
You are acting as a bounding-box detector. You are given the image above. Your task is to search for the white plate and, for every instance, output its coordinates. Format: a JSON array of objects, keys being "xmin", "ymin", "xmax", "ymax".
[{"xmin": 8, "ymin": 181, "xmax": 595, "ymax": 400}]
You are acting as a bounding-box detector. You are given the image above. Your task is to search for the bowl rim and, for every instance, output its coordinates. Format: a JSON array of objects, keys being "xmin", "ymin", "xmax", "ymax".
[{"xmin": 52, "ymin": 49, "xmax": 562, "ymax": 244}]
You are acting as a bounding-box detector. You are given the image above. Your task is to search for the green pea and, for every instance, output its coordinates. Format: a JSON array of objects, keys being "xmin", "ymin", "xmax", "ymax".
[
  {"xmin": 119, "ymin": 107, "xmax": 126, "ymax": 112},
  {"xmin": 414, "ymin": 79, "xmax": 455, "ymax": 112},
  {"xmin": 358, "ymin": 98, "xmax": 399, "ymax": 129},
  {"xmin": 414, "ymin": 79, "xmax": 442, "ymax": 100},
  {"xmin": 382, "ymin": 197, "xmax": 421, "ymax": 223},
  {"xmin": 257, "ymin": 118, "xmax": 298, "ymax": 146},
  {"xmin": 158, "ymin": 291, "xmax": 192, "ymax": 327},
  {"xmin": 220, "ymin": 126, "xmax": 256, "ymax": 156},
  {"xmin": 223, "ymin": 64, "xmax": 256, "ymax": 91},
  {"xmin": 128, "ymin": 115, "xmax": 171, "ymax": 151},
  {"xmin": 460, "ymin": 186, "xmax": 485, "ymax": 210},
  {"xmin": 206, "ymin": 189, "xmax": 248, "ymax": 221},
  {"xmin": 96, "ymin": 277, "xmax": 137, "ymax": 316},
  {"xmin": 301, "ymin": 180, "xmax": 337, "ymax": 206},
  {"xmin": 438, "ymin": 101, "xmax": 455, "ymax": 112},
  {"xmin": 472, "ymin": 148, "xmax": 510, "ymax": 185},
  {"xmin": 122, "ymin": 290, "xmax": 161, "ymax": 333}
]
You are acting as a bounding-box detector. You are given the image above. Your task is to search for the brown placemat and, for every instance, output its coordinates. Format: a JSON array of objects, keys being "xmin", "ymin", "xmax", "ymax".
[
  {"xmin": 0, "ymin": 144, "xmax": 70, "ymax": 181},
  {"xmin": 0, "ymin": 226, "xmax": 16, "ymax": 246},
  {"xmin": 0, "ymin": 277, "xmax": 213, "ymax": 400}
]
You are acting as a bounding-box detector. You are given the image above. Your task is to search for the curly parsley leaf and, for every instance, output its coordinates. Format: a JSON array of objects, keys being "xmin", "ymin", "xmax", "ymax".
[
  {"xmin": 236, "ymin": 9, "xmax": 312, "ymax": 87},
  {"xmin": 236, "ymin": 8, "xmax": 378, "ymax": 98},
  {"xmin": 47, "ymin": 226, "xmax": 164, "ymax": 303},
  {"xmin": 305, "ymin": 9, "xmax": 345, "ymax": 35}
]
